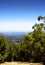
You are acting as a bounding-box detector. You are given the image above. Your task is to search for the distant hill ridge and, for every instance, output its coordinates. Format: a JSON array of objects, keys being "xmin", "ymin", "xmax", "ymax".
[{"xmin": 0, "ymin": 32, "xmax": 28, "ymax": 42}]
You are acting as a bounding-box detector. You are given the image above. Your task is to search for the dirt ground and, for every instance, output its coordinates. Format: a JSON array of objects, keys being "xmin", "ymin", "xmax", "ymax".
[{"xmin": 0, "ymin": 62, "xmax": 43, "ymax": 65}]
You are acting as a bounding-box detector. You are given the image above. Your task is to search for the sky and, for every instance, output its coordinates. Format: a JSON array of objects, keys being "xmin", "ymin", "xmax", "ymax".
[{"xmin": 0, "ymin": 0, "xmax": 45, "ymax": 32}]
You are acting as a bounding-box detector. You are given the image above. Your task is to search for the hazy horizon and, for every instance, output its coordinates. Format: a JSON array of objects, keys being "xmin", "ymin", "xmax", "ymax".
[{"xmin": 0, "ymin": 0, "xmax": 45, "ymax": 32}]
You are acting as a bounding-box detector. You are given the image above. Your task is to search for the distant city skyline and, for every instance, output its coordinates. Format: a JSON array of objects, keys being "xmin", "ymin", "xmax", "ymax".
[{"xmin": 0, "ymin": 0, "xmax": 45, "ymax": 32}]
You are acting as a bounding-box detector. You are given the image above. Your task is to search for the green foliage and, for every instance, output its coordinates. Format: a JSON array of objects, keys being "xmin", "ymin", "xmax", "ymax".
[
  {"xmin": 38, "ymin": 16, "xmax": 45, "ymax": 30},
  {"xmin": 0, "ymin": 35, "xmax": 9, "ymax": 62},
  {"xmin": 38, "ymin": 16, "xmax": 43, "ymax": 21},
  {"xmin": 38, "ymin": 16, "xmax": 45, "ymax": 23},
  {"xmin": 0, "ymin": 16, "xmax": 45, "ymax": 63}
]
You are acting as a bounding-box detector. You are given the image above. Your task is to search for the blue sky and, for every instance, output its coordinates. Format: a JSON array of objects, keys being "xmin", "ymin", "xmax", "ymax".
[{"xmin": 0, "ymin": 0, "xmax": 45, "ymax": 32}]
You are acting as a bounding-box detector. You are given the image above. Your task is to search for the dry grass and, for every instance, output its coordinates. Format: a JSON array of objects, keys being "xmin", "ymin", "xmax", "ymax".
[{"xmin": 0, "ymin": 62, "xmax": 43, "ymax": 65}]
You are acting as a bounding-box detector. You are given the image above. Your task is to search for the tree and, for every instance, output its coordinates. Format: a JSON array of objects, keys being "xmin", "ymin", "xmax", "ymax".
[
  {"xmin": 23, "ymin": 22, "xmax": 45, "ymax": 62},
  {"xmin": 32, "ymin": 23, "xmax": 44, "ymax": 33},
  {"xmin": 38, "ymin": 16, "xmax": 45, "ymax": 30},
  {"xmin": 38, "ymin": 16, "xmax": 45, "ymax": 23},
  {"xmin": 32, "ymin": 23, "xmax": 45, "ymax": 62},
  {"xmin": 0, "ymin": 35, "xmax": 9, "ymax": 62}
]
